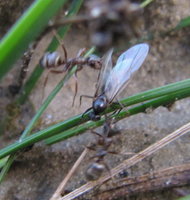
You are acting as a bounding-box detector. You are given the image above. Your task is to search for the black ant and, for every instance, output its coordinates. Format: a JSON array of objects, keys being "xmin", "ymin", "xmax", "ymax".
[
  {"xmin": 40, "ymin": 31, "xmax": 102, "ymax": 105},
  {"xmin": 81, "ymin": 43, "xmax": 149, "ymax": 120},
  {"xmin": 85, "ymin": 118, "xmax": 121, "ymax": 181}
]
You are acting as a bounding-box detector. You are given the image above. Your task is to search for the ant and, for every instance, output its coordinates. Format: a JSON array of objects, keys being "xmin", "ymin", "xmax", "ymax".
[
  {"xmin": 85, "ymin": 118, "xmax": 122, "ymax": 181},
  {"xmin": 40, "ymin": 31, "xmax": 102, "ymax": 105},
  {"xmin": 81, "ymin": 43, "xmax": 149, "ymax": 120}
]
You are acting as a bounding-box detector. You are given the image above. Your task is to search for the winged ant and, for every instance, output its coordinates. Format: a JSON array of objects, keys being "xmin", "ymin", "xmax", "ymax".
[{"xmin": 81, "ymin": 43, "xmax": 149, "ymax": 120}]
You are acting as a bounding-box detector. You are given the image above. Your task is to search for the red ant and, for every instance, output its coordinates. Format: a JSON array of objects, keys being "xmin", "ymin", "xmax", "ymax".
[{"xmin": 40, "ymin": 31, "xmax": 102, "ymax": 105}]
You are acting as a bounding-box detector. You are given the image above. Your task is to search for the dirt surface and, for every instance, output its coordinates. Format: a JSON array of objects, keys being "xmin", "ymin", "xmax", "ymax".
[
  {"xmin": 1, "ymin": 0, "xmax": 190, "ymax": 200},
  {"xmin": 0, "ymin": 0, "xmax": 33, "ymax": 37}
]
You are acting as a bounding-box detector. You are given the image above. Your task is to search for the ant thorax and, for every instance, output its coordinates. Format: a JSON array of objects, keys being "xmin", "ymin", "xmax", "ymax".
[{"xmin": 92, "ymin": 95, "xmax": 108, "ymax": 114}]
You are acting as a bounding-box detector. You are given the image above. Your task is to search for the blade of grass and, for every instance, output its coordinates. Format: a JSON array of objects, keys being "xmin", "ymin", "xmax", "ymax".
[
  {"xmin": 0, "ymin": 79, "xmax": 190, "ymax": 159},
  {"xmin": 0, "ymin": 155, "xmax": 16, "ymax": 182},
  {"xmin": 0, "ymin": 47, "xmax": 95, "ymax": 182},
  {"xmin": 178, "ymin": 195, "xmax": 190, "ymax": 200},
  {"xmin": 141, "ymin": 0, "xmax": 155, "ymax": 8},
  {"xmin": 45, "ymin": 87, "xmax": 190, "ymax": 144},
  {"xmin": 0, "ymin": 0, "xmax": 68, "ymax": 80},
  {"xmin": 163, "ymin": 16, "xmax": 190, "ymax": 36},
  {"xmin": 17, "ymin": 0, "xmax": 84, "ymax": 105},
  {"xmin": 174, "ymin": 16, "xmax": 190, "ymax": 30},
  {"xmin": 0, "ymin": 157, "xmax": 8, "ymax": 168}
]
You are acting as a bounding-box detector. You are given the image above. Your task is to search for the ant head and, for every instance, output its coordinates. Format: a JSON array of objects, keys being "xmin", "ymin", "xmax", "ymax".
[
  {"xmin": 88, "ymin": 111, "xmax": 101, "ymax": 121},
  {"xmin": 88, "ymin": 54, "xmax": 102, "ymax": 69}
]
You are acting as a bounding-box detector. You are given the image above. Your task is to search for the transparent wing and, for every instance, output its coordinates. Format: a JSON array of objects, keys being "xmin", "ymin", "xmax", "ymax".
[
  {"xmin": 104, "ymin": 43, "xmax": 149, "ymax": 102},
  {"xmin": 95, "ymin": 49, "xmax": 113, "ymax": 97}
]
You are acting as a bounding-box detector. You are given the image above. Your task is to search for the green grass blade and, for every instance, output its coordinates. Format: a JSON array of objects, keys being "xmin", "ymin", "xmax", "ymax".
[
  {"xmin": 0, "ymin": 79, "xmax": 190, "ymax": 158},
  {"xmin": 174, "ymin": 16, "xmax": 190, "ymax": 30},
  {"xmin": 0, "ymin": 155, "xmax": 16, "ymax": 182},
  {"xmin": 0, "ymin": 0, "xmax": 68, "ymax": 80},
  {"xmin": 178, "ymin": 195, "xmax": 190, "ymax": 200},
  {"xmin": 141, "ymin": 0, "xmax": 155, "ymax": 8},
  {"xmin": 0, "ymin": 157, "xmax": 8, "ymax": 168},
  {"xmin": 46, "ymin": 87, "xmax": 190, "ymax": 144},
  {"xmin": 17, "ymin": 0, "xmax": 84, "ymax": 104}
]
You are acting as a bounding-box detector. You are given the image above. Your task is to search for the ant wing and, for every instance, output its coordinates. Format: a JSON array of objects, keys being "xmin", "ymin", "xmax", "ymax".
[
  {"xmin": 94, "ymin": 49, "xmax": 113, "ymax": 97},
  {"xmin": 104, "ymin": 43, "xmax": 149, "ymax": 102}
]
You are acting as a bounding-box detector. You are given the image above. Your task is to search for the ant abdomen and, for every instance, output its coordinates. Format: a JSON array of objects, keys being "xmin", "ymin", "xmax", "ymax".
[{"xmin": 40, "ymin": 52, "xmax": 63, "ymax": 69}]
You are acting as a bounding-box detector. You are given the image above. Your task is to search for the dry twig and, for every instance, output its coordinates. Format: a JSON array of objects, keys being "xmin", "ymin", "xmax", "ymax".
[
  {"xmin": 50, "ymin": 148, "xmax": 89, "ymax": 200},
  {"xmin": 93, "ymin": 163, "xmax": 190, "ymax": 199},
  {"xmin": 60, "ymin": 121, "xmax": 190, "ymax": 200}
]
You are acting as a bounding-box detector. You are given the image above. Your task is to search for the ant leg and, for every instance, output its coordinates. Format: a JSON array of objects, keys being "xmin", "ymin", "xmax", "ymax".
[
  {"xmin": 110, "ymin": 108, "xmax": 122, "ymax": 117},
  {"xmin": 61, "ymin": 43, "xmax": 67, "ymax": 63},
  {"xmin": 86, "ymin": 145, "xmax": 97, "ymax": 152},
  {"xmin": 41, "ymin": 68, "xmax": 66, "ymax": 103},
  {"xmin": 116, "ymin": 98, "xmax": 125, "ymax": 114},
  {"xmin": 50, "ymin": 68, "xmax": 67, "ymax": 73},
  {"xmin": 79, "ymin": 95, "xmax": 94, "ymax": 106},
  {"xmin": 42, "ymin": 70, "xmax": 63, "ymax": 102},
  {"xmin": 109, "ymin": 99, "xmax": 125, "ymax": 117},
  {"xmin": 115, "ymin": 98, "xmax": 125, "ymax": 109},
  {"xmin": 91, "ymin": 130, "xmax": 103, "ymax": 138},
  {"xmin": 52, "ymin": 29, "xmax": 67, "ymax": 62},
  {"xmin": 72, "ymin": 71, "xmax": 78, "ymax": 107}
]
